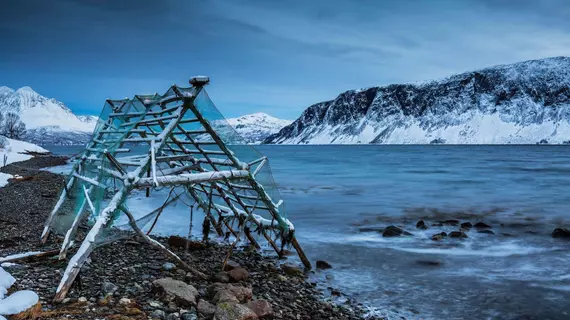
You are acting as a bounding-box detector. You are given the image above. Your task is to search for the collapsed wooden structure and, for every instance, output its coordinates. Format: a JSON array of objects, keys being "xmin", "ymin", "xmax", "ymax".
[{"xmin": 40, "ymin": 76, "xmax": 310, "ymax": 302}]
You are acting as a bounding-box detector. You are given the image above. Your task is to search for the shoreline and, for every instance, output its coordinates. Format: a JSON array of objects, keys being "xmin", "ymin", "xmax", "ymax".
[{"xmin": 0, "ymin": 156, "xmax": 376, "ymax": 320}]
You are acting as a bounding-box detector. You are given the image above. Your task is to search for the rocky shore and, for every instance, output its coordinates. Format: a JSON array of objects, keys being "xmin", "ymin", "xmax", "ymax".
[{"xmin": 0, "ymin": 156, "xmax": 376, "ymax": 320}]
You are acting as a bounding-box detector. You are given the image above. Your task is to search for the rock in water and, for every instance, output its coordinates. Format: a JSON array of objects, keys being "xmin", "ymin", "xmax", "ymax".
[
  {"xmin": 416, "ymin": 220, "xmax": 428, "ymax": 230},
  {"xmin": 382, "ymin": 225, "xmax": 412, "ymax": 237},
  {"xmin": 214, "ymin": 302, "xmax": 257, "ymax": 320},
  {"xmin": 478, "ymin": 230, "xmax": 495, "ymax": 235},
  {"xmin": 552, "ymin": 228, "xmax": 570, "ymax": 238},
  {"xmin": 449, "ymin": 231, "xmax": 468, "ymax": 238},
  {"xmin": 227, "ymin": 267, "xmax": 250, "ymax": 282},
  {"xmin": 247, "ymin": 300, "xmax": 273, "ymax": 318},
  {"xmin": 152, "ymin": 278, "xmax": 199, "ymax": 307},
  {"xmin": 441, "ymin": 219, "xmax": 459, "ymax": 226},
  {"xmin": 316, "ymin": 260, "xmax": 332, "ymax": 270},
  {"xmin": 431, "ymin": 232, "xmax": 448, "ymax": 241},
  {"xmin": 460, "ymin": 222, "xmax": 472, "ymax": 229},
  {"xmin": 474, "ymin": 222, "xmax": 492, "ymax": 229}
]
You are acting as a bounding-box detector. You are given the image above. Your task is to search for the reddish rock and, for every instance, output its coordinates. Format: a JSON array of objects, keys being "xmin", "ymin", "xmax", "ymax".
[
  {"xmin": 227, "ymin": 267, "xmax": 250, "ymax": 282},
  {"xmin": 167, "ymin": 235, "xmax": 206, "ymax": 250}
]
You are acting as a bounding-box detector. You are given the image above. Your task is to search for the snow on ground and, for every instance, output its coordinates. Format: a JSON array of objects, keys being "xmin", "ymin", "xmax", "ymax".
[
  {"xmin": 0, "ymin": 266, "xmax": 38, "ymax": 318},
  {"xmin": 0, "ymin": 137, "xmax": 47, "ymax": 187}
]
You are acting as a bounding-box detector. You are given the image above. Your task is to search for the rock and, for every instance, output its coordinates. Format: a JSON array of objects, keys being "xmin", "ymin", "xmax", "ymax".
[
  {"xmin": 227, "ymin": 267, "xmax": 250, "ymax": 282},
  {"xmin": 382, "ymin": 225, "xmax": 412, "ymax": 237},
  {"xmin": 449, "ymin": 231, "xmax": 468, "ymax": 238},
  {"xmin": 119, "ymin": 297, "xmax": 132, "ymax": 305},
  {"xmin": 460, "ymin": 222, "xmax": 472, "ymax": 229},
  {"xmin": 358, "ymin": 227, "xmax": 384, "ymax": 233},
  {"xmin": 101, "ymin": 281, "xmax": 118, "ymax": 296},
  {"xmin": 416, "ymin": 220, "xmax": 428, "ymax": 230},
  {"xmin": 212, "ymin": 271, "xmax": 230, "ymax": 283},
  {"xmin": 150, "ymin": 309, "xmax": 167, "ymax": 320},
  {"xmin": 168, "ymin": 235, "xmax": 206, "ymax": 250},
  {"xmin": 430, "ymin": 232, "xmax": 447, "ymax": 241},
  {"xmin": 316, "ymin": 260, "xmax": 332, "ymax": 270},
  {"xmin": 152, "ymin": 278, "xmax": 199, "ymax": 307},
  {"xmin": 223, "ymin": 260, "xmax": 241, "ymax": 271},
  {"xmin": 415, "ymin": 260, "xmax": 442, "ymax": 267},
  {"xmin": 209, "ymin": 284, "xmax": 253, "ymax": 304},
  {"xmin": 197, "ymin": 299, "xmax": 216, "ymax": 318},
  {"xmin": 281, "ymin": 263, "xmax": 303, "ymax": 277},
  {"xmin": 478, "ymin": 230, "xmax": 495, "ymax": 235},
  {"xmin": 246, "ymin": 300, "xmax": 273, "ymax": 318},
  {"xmin": 163, "ymin": 262, "xmax": 176, "ymax": 271},
  {"xmin": 431, "ymin": 223, "xmax": 443, "ymax": 227},
  {"xmin": 214, "ymin": 302, "xmax": 257, "ymax": 320},
  {"xmin": 181, "ymin": 311, "xmax": 198, "ymax": 320},
  {"xmin": 552, "ymin": 228, "xmax": 570, "ymax": 238},
  {"xmin": 78, "ymin": 297, "xmax": 88, "ymax": 303},
  {"xmin": 166, "ymin": 313, "xmax": 180, "ymax": 320},
  {"xmin": 474, "ymin": 222, "xmax": 492, "ymax": 229},
  {"xmin": 441, "ymin": 219, "xmax": 459, "ymax": 226}
]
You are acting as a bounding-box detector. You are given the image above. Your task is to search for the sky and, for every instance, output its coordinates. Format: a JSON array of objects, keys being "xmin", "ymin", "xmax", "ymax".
[{"xmin": 0, "ymin": 0, "xmax": 569, "ymax": 119}]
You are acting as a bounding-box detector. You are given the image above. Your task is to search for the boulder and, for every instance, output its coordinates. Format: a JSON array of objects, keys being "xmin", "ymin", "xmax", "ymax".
[
  {"xmin": 316, "ymin": 260, "xmax": 332, "ymax": 270},
  {"xmin": 416, "ymin": 220, "xmax": 428, "ymax": 230},
  {"xmin": 209, "ymin": 283, "xmax": 253, "ymax": 304},
  {"xmin": 477, "ymin": 230, "xmax": 495, "ymax": 235},
  {"xmin": 281, "ymin": 263, "xmax": 303, "ymax": 277},
  {"xmin": 214, "ymin": 302, "xmax": 257, "ymax": 320},
  {"xmin": 197, "ymin": 299, "xmax": 216, "ymax": 318},
  {"xmin": 474, "ymin": 222, "xmax": 492, "ymax": 229},
  {"xmin": 152, "ymin": 278, "xmax": 199, "ymax": 307},
  {"xmin": 441, "ymin": 219, "xmax": 459, "ymax": 226},
  {"xmin": 168, "ymin": 235, "xmax": 206, "ymax": 250},
  {"xmin": 382, "ymin": 226, "xmax": 412, "ymax": 237},
  {"xmin": 431, "ymin": 223, "xmax": 443, "ymax": 227},
  {"xmin": 246, "ymin": 300, "xmax": 273, "ymax": 318},
  {"xmin": 449, "ymin": 231, "xmax": 468, "ymax": 238},
  {"xmin": 430, "ymin": 232, "xmax": 447, "ymax": 241},
  {"xmin": 227, "ymin": 267, "xmax": 250, "ymax": 282},
  {"xmin": 460, "ymin": 222, "xmax": 472, "ymax": 229},
  {"xmin": 552, "ymin": 228, "xmax": 570, "ymax": 239}
]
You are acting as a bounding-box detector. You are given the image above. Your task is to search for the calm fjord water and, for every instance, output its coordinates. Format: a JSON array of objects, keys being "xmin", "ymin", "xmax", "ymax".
[{"xmin": 49, "ymin": 145, "xmax": 570, "ymax": 319}]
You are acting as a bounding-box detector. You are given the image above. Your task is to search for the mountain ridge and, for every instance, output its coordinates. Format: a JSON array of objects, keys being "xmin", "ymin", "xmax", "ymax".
[{"xmin": 265, "ymin": 56, "xmax": 570, "ymax": 144}]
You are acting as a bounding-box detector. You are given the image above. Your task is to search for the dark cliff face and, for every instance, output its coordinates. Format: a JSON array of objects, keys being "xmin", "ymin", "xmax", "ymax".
[{"xmin": 265, "ymin": 57, "xmax": 570, "ymax": 144}]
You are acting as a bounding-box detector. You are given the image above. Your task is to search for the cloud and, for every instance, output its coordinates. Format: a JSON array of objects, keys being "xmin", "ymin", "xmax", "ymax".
[{"xmin": 0, "ymin": 0, "xmax": 569, "ymax": 119}]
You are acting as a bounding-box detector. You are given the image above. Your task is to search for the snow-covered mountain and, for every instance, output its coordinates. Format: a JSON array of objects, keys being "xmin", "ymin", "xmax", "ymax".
[
  {"xmin": 0, "ymin": 86, "xmax": 98, "ymax": 145},
  {"xmin": 224, "ymin": 113, "xmax": 292, "ymax": 144},
  {"xmin": 265, "ymin": 56, "xmax": 570, "ymax": 144}
]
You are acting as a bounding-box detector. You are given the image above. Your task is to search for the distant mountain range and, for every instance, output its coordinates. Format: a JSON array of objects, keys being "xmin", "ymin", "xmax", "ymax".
[
  {"xmin": 0, "ymin": 86, "xmax": 290, "ymax": 145},
  {"xmin": 0, "ymin": 86, "xmax": 98, "ymax": 145},
  {"xmin": 265, "ymin": 56, "xmax": 570, "ymax": 144}
]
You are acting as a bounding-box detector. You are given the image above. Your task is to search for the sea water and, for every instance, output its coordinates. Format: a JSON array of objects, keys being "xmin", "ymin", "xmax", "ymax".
[{"xmin": 46, "ymin": 145, "xmax": 570, "ymax": 320}]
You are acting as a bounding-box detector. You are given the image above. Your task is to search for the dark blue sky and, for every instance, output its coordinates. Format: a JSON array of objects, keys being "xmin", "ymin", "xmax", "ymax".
[{"xmin": 1, "ymin": 0, "xmax": 568, "ymax": 119}]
